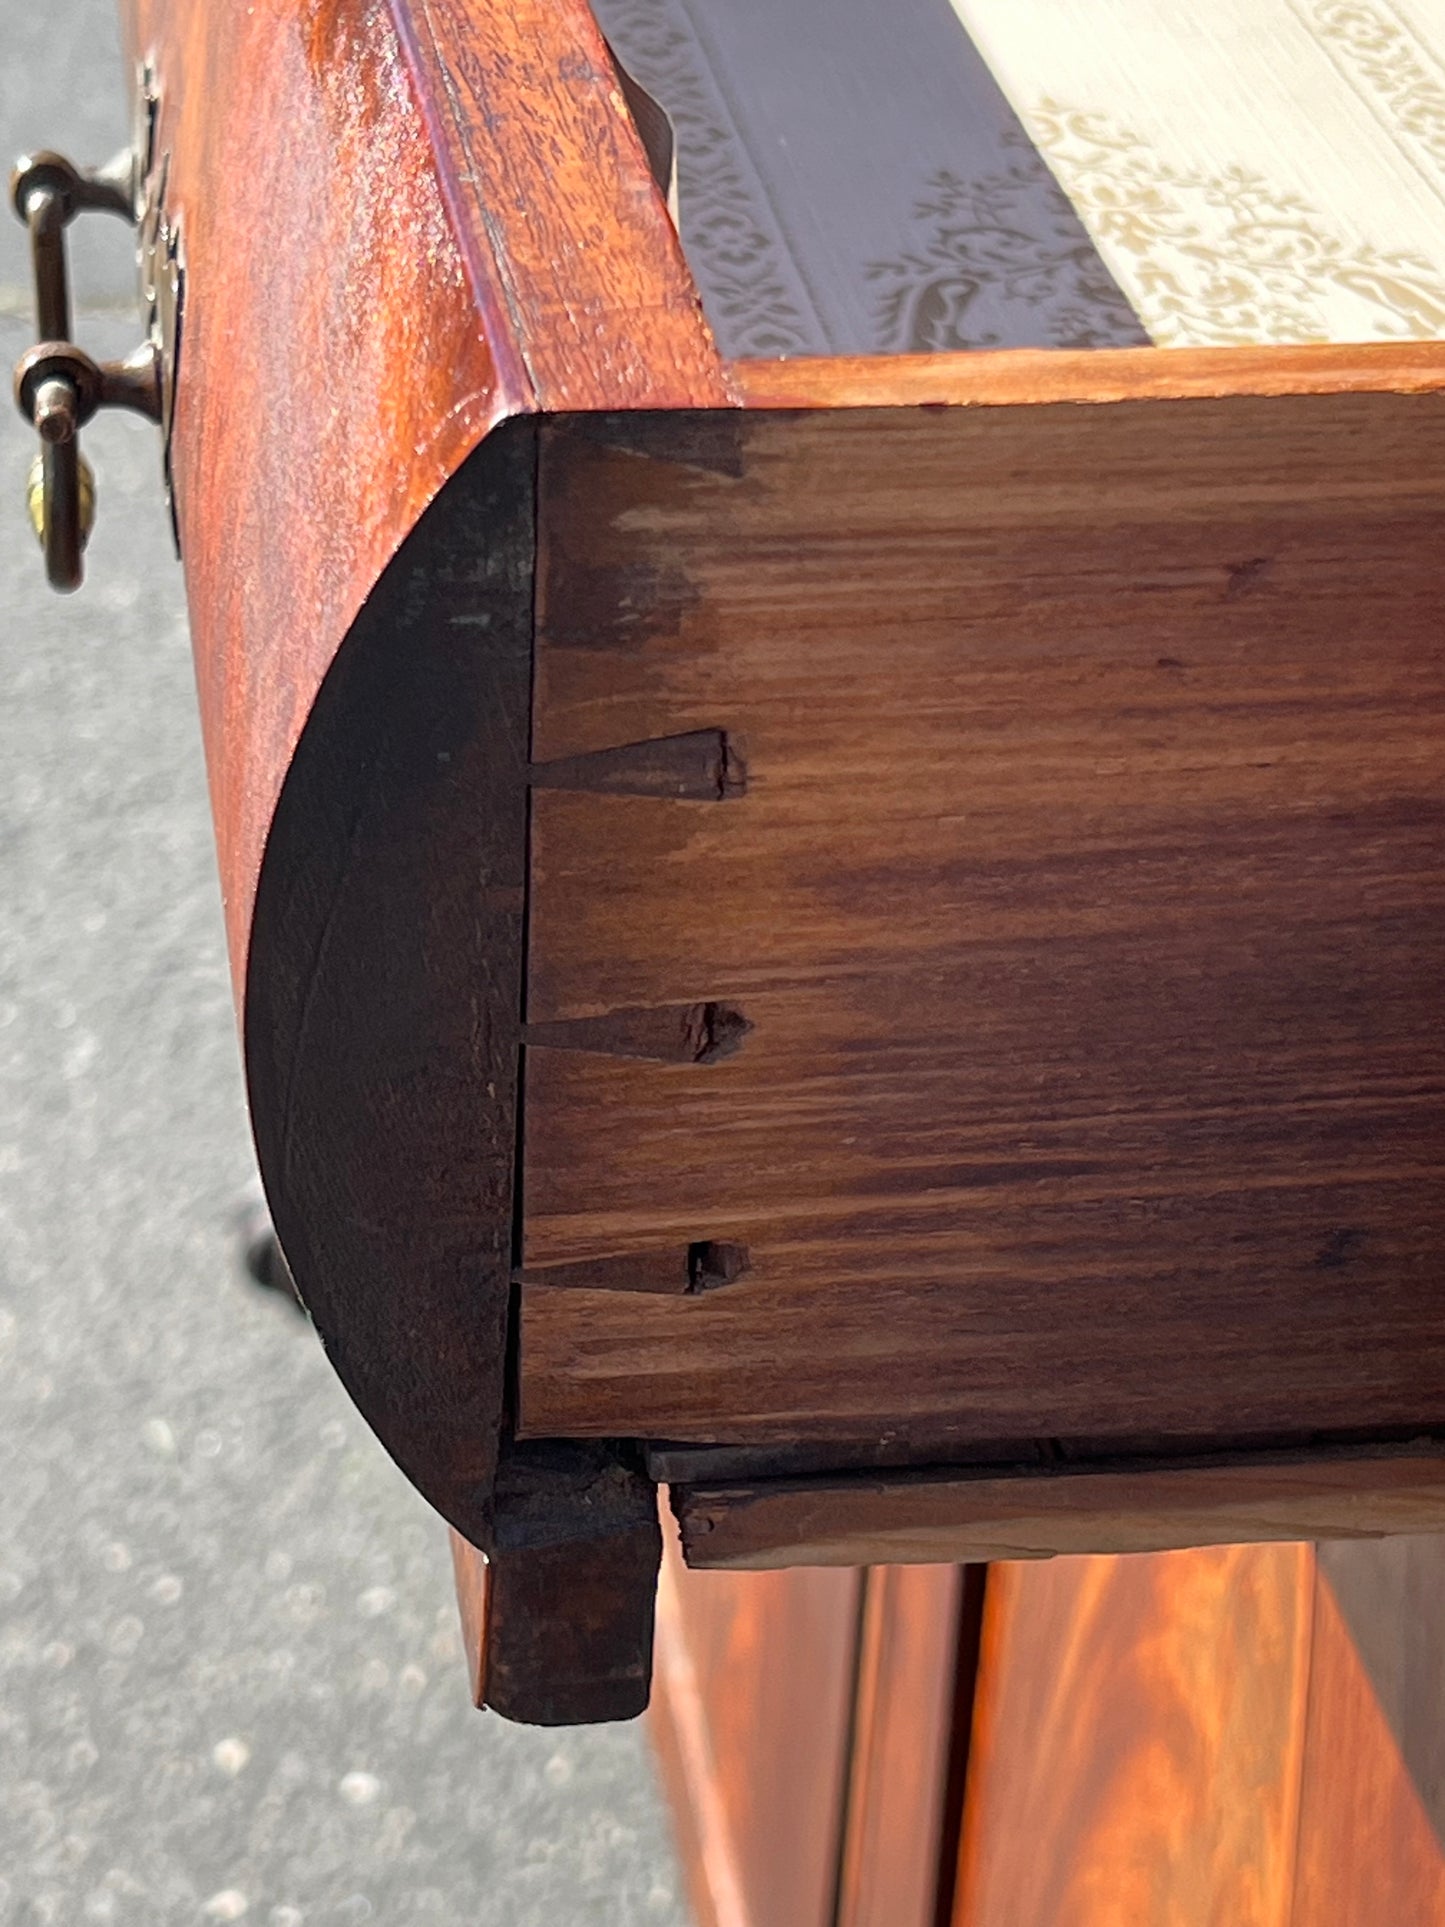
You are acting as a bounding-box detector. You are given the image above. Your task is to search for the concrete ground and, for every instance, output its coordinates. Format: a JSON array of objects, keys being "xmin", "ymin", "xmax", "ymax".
[{"xmin": 0, "ymin": 5, "xmax": 692, "ymax": 1922}]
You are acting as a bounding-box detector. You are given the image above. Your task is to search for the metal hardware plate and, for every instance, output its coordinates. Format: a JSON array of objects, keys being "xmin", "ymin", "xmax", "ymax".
[{"xmin": 8, "ymin": 58, "xmax": 184, "ymax": 590}]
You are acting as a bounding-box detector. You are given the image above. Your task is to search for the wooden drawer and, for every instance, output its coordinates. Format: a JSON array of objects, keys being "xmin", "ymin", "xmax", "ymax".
[{"xmin": 87, "ymin": 0, "xmax": 1445, "ymax": 1724}]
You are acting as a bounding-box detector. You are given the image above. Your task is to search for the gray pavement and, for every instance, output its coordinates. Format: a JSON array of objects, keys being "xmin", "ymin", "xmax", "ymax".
[{"xmin": 0, "ymin": 8, "xmax": 691, "ymax": 1924}]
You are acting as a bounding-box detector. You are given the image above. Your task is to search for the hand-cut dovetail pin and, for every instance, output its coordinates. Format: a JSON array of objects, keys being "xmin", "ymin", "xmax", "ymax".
[
  {"xmin": 516, "ymin": 1242, "xmax": 752, "ymax": 1296},
  {"xmin": 523, "ymin": 1001, "xmax": 751, "ymax": 1065},
  {"xmin": 528, "ymin": 729, "xmax": 745, "ymax": 800},
  {"xmin": 686, "ymin": 1241, "xmax": 750, "ymax": 1293}
]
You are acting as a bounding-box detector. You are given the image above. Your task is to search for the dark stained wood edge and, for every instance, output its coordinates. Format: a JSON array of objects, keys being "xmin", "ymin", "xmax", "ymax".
[
  {"xmin": 645, "ymin": 1426, "xmax": 1441, "ymax": 1487},
  {"xmin": 516, "ymin": 1250, "xmax": 703, "ymax": 1295},
  {"xmin": 675, "ymin": 1444, "xmax": 1445, "ymax": 1570},
  {"xmin": 524, "ymin": 1000, "xmax": 752, "ymax": 1063},
  {"xmin": 529, "ymin": 728, "xmax": 745, "ymax": 800},
  {"xmin": 243, "ymin": 421, "xmax": 535, "ymax": 1550},
  {"xmin": 729, "ymin": 341, "xmax": 1445, "ymax": 411},
  {"xmin": 477, "ymin": 1442, "xmax": 663, "ymax": 1725},
  {"xmin": 516, "ymin": 1240, "xmax": 752, "ymax": 1296},
  {"xmin": 646, "ymin": 1439, "xmax": 1064, "ymax": 1485}
]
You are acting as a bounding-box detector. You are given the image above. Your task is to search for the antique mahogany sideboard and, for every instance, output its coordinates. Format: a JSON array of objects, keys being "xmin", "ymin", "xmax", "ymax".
[{"xmin": 13, "ymin": 0, "xmax": 1445, "ymax": 1915}]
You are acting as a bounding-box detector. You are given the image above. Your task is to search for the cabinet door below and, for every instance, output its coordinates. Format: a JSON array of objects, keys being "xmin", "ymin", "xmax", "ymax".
[{"xmin": 953, "ymin": 1540, "xmax": 1445, "ymax": 1926}]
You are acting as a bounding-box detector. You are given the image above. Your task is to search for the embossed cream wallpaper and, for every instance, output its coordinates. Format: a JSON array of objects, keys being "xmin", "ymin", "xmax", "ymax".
[{"xmin": 954, "ymin": 0, "xmax": 1445, "ymax": 342}]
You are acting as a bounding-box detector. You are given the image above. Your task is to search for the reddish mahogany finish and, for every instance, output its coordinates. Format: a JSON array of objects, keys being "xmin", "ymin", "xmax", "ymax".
[
  {"xmin": 112, "ymin": 0, "xmax": 1445, "ymax": 1756},
  {"xmin": 113, "ymin": 0, "xmax": 730, "ymax": 1574},
  {"xmin": 119, "ymin": 0, "xmax": 726, "ymax": 992}
]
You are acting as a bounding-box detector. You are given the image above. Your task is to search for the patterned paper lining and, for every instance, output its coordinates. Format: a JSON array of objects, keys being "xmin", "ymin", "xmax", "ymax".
[
  {"xmin": 957, "ymin": 0, "xmax": 1445, "ymax": 343},
  {"xmin": 594, "ymin": 0, "xmax": 1445, "ymax": 354},
  {"xmin": 592, "ymin": 0, "xmax": 1148, "ymax": 357}
]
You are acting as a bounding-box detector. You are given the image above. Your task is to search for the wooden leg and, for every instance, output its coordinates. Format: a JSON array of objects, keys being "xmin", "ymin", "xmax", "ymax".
[{"xmin": 451, "ymin": 1441, "xmax": 662, "ymax": 1725}]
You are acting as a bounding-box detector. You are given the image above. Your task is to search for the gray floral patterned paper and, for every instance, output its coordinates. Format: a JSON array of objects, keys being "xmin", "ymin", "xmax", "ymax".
[{"xmin": 591, "ymin": 0, "xmax": 1149, "ymax": 356}]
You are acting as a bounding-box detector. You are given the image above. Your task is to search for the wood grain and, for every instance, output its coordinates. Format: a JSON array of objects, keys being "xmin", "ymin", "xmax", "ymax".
[
  {"xmin": 836, "ymin": 1565, "xmax": 966, "ymax": 1927},
  {"xmin": 241, "ymin": 426, "xmax": 532, "ymax": 1546},
  {"xmin": 450, "ymin": 1447, "xmax": 662, "ymax": 1725},
  {"xmin": 399, "ymin": 0, "xmax": 729, "ymax": 411},
  {"xmin": 120, "ymin": 3, "xmax": 1445, "ymax": 1692},
  {"xmin": 118, "ymin": 0, "xmax": 730, "ymax": 1549},
  {"xmin": 119, "ymin": 0, "xmax": 729, "ymax": 993},
  {"xmin": 648, "ymin": 1538, "xmax": 753, "ymax": 1927},
  {"xmin": 949, "ymin": 1539, "xmax": 1445, "ymax": 1924},
  {"xmin": 674, "ymin": 1450, "xmax": 1445, "ymax": 1570},
  {"xmin": 648, "ymin": 1530, "xmax": 861, "ymax": 1927},
  {"xmin": 529, "ymin": 729, "xmax": 744, "ymax": 801},
  {"xmin": 474, "ymin": 1442, "xmax": 662, "ymax": 1726},
  {"xmin": 519, "ymin": 392, "xmax": 1445, "ymax": 1447},
  {"xmin": 732, "ymin": 341, "xmax": 1445, "ymax": 410},
  {"xmin": 120, "ymin": 0, "xmax": 505, "ymax": 988},
  {"xmin": 953, "ymin": 1545, "xmax": 1316, "ymax": 1927},
  {"xmin": 524, "ymin": 1001, "xmax": 752, "ymax": 1066}
]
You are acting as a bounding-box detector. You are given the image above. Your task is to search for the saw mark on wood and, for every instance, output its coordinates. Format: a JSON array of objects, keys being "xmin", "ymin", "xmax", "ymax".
[
  {"xmin": 517, "ymin": 1240, "xmax": 753, "ymax": 1295},
  {"xmin": 524, "ymin": 1000, "xmax": 751, "ymax": 1063},
  {"xmin": 528, "ymin": 728, "xmax": 745, "ymax": 799}
]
